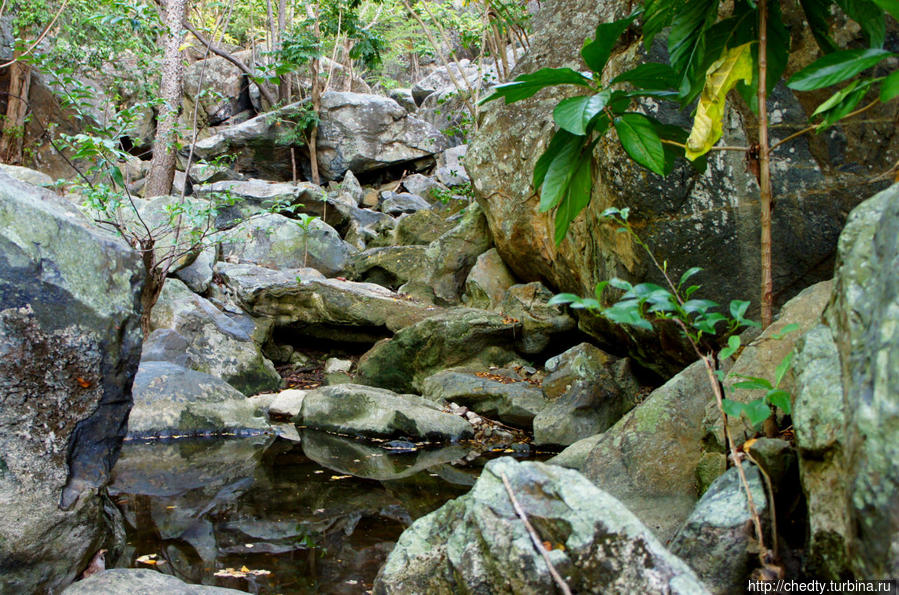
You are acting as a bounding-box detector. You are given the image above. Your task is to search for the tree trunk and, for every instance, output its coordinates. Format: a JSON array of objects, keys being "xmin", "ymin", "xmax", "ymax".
[
  {"xmin": 277, "ymin": 0, "xmax": 289, "ymax": 102},
  {"xmin": 145, "ymin": 0, "xmax": 188, "ymax": 198},
  {"xmin": 0, "ymin": 54, "xmax": 32, "ymax": 164},
  {"xmin": 307, "ymin": 3, "xmax": 322, "ymax": 185},
  {"xmin": 757, "ymin": 0, "xmax": 774, "ymax": 328}
]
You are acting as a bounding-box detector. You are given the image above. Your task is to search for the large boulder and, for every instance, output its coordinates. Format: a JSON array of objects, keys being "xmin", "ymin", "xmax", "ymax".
[
  {"xmin": 295, "ymin": 384, "xmax": 474, "ymax": 442},
  {"xmin": 316, "ymin": 91, "xmax": 449, "ymax": 180},
  {"xmin": 420, "ymin": 368, "xmax": 548, "ymax": 428},
  {"xmin": 356, "ymin": 308, "xmax": 523, "ymax": 393},
  {"xmin": 128, "ymin": 361, "xmax": 272, "ymax": 438},
  {"xmin": 217, "ymin": 212, "xmax": 352, "ymax": 276},
  {"xmin": 462, "ymin": 248, "xmax": 517, "ymax": 309},
  {"xmin": 792, "ymin": 183, "xmax": 899, "ymax": 579},
  {"xmin": 194, "ymin": 178, "xmax": 328, "ymax": 228},
  {"xmin": 533, "ymin": 343, "xmax": 642, "ymax": 446},
  {"xmin": 183, "ymin": 50, "xmax": 256, "ymax": 126},
  {"xmin": 216, "ymin": 262, "xmax": 442, "ymax": 340},
  {"xmin": 150, "ymin": 279, "xmax": 281, "ymax": 395},
  {"xmin": 0, "ymin": 174, "xmax": 143, "ymax": 592},
  {"xmin": 669, "ymin": 467, "xmax": 767, "ymax": 594},
  {"xmin": 374, "ymin": 457, "xmax": 708, "ymax": 594},
  {"xmin": 466, "ymin": 0, "xmax": 898, "ymax": 373},
  {"xmin": 583, "ymin": 360, "xmax": 719, "ymax": 541}
]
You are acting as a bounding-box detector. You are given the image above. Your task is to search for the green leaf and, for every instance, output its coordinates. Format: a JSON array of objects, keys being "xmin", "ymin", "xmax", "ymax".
[
  {"xmin": 582, "ymin": 12, "xmax": 640, "ymax": 74},
  {"xmin": 813, "ymin": 79, "xmax": 876, "ymax": 131},
  {"xmin": 554, "ymin": 91, "xmax": 611, "ymax": 135},
  {"xmin": 554, "ymin": 143, "xmax": 595, "ymax": 244},
  {"xmin": 766, "ymin": 389, "xmax": 792, "ymax": 414},
  {"xmin": 614, "ymin": 113, "xmax": 667, "ymax": 175},
  {"xmin": 775, "ymin": 351, "xmax": 795, "ymax": 387},
  {"xmin": 609, "ymin": 277, "xmax": 634, "ymax": 291},
  {"xmin": 534, "ymin": 130, "xmax": 580, "ymax": 190},
  {"xmin": 787, "ymin": 48, "xmax": 894, "ymax": 91},
  {"xmin": 668, "ymin": 0, "xmax": 720, "ymax": 101},
  {"xmin": 732, "ymin": 375, "xmax": 774, "ymax": 390},
  {"xmin": 684, "ymin": 298, "xmax": 718, "ymax": 314},
  {"xmin": 835, "ymin": 0, "xmax": 886, "ymax": 47},
  {"xmin": 109, "ymin": 166, "xmax": 125, "ymax": 188},
  {"xmin": 719, "ymin": 334, "xmax": 742, "ymax": 360},
  {"xmin": 643, "ymin": 0, "xmax": 680, "ymax": 48},
  {"xmin": 729, "ymin": 299, "xmax": 751, "ymax": 321},
  {"xmin": 539, "ymin": 133, "xmax": 587, "ymax": 212},
  {"xmin": 611, "ymin": 63, "xmax": 679, "ymax": 90},
  {"xmin": 603, "ymin": 300, "xmax": 654, "ymax": 330},
  {"xmin": 722, "ymin": 398, "xmax": 746, "ymax": 418},
  {"xmin": 772, "ymin": 323, "xmax": 801, "ymax": 340},
  {"xmin": 685, "ymin": 42, "xmax": 754, "ymax": 160},
  {"xmin": 678, "ymin": 266, "xmax": 703, "ymax": 288},
  {"xmin": 481, "ymin": 68, "xmax": 593, "ymax": 104},
  {"xmin": 869, "ymin": 0, "xmax": 899, "ymax": 20},
  {"xmin": 880, "ymin": 69, "xmax": 899, "ymax": 102},
  {"xmin": 800, "ymin": 0, "xmax": 839, "ymax": 53},
  {"xmin": 744, "ymin": 399, "xmax": 774, "ymax": 426}
]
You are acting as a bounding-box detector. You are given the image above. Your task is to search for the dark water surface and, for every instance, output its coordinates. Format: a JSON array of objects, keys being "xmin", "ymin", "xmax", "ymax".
[{"xmin": 109, "ymin": 431, "xmax": 536, "ymax": 593}]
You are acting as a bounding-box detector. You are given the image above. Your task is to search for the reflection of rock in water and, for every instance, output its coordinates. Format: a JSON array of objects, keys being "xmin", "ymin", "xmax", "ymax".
[
  {"xmin": 109, "ymin": 435, "xmax": 471, "ymax": 593},
  {"xmin": 300, "ymin": 429, "xmax": 469, "ymax": 481}
]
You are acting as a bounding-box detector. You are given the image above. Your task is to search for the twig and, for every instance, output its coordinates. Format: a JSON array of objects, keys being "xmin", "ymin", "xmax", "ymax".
[
  {"xmin": 767, "ymin": 100, "xmax": 880, "ymax": 155},
  {"xmin": 744, "ymin": 450, "xmax": 778, "ymax": 558},
  {"xmin": 0, "ymin": 0, "xmax": 69, "ymax": 69},
  {"xmin": 499, "ymin": 471, "xmax": 572, "ymax": 595},
  {"xmin": 661, "ymin": 139, "xmax": 748, "ymax": 152}
]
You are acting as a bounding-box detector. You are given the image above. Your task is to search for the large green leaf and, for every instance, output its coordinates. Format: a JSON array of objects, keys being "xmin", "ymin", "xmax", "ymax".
[
  {"xmin": 480, "ymin": 68, "xmax": 593, "ymax": 104},
  {"xmin": 787, "ymin": 48, "xmax": 894, "ymax": 91},
  {"xmin": 685, "ymin": 42, "xmax": 754, "ymax": 160},
  {"xmin": 582, "ymin": 12, "xmax": 640, "ymax": 74},
  {"xmin": 554, "ymin": 144, "xmax": 595, "ymax": 244},
  {"xmin": 800, "ymin": 0, "xmax": 839, "ymax": 53},
  {"xmin": 553, "ymin": 91, "xmax": 611, "ymax": 135},
  {"xmin": 881, "ymin": 69, "xmax": 899, "ymax": 102},
  {"xmin": 539, "ymin": 133, "xmax": 587, "ymax": 212},
  {"xmin": 614, "ymin": 113, "xmax": 667, "ymax": 175},
  {"xmin": 835, "ymin": 0, "xmax": 886, "ymax": 47},
  {"xmin": 668, "ymin": 0, "xmax": 720, "ymax": 101},
  {"xmin": 870, "ymin": 0, "xmax": 899, "ymax": 20},
  {"xmin": 611, "ymin": 63, "xmax": 679, "ymax": 90},
  {"xmin": 533, "ymin": 129, "xmax": 580, "ymax": 189},
  {"xmin": 766, "ymin": 389, "xmax": 792, "ymax": 414},
  {"xmin": 644, "ymin": 0, "xmax": 681, "ymax": 48},
  {"xmin": 812, "ymin": 79, "xmax": 875, "ymax": 131}
]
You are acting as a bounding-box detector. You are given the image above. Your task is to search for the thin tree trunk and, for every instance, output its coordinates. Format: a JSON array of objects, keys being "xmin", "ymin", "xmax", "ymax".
[
  {"xmin": 0, "ymin": 54, "xmax": 31, "ymax": 164},
  {"xmin": 145, "ymin": 0, "xmax": 188, "ymax": 197},
  {"xmin": 757, "ymin": 0, "xmax": 773, "ymax": 328},
  {"xmin": 278, "ymin": 0, "xmax": 288, "ymax": 101},
  {"xmin": 265, "ymin": 0, "xmax": 275, "ymax": 55},
  {"xmin": 307, "ymin": 3, "xmax": 321, "ymax": 185}
]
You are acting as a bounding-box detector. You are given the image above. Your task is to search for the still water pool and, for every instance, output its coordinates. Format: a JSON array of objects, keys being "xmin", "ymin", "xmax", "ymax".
[{"xmin": 109, "ymin": 431, "xmax": 541, "ymax": 593}]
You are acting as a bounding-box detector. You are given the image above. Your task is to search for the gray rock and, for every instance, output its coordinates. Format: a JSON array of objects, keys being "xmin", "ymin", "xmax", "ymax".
[
  {"xmin": 346, "ymin": 245, "xmax": 431, "ymax": 290},
  {"xmin": 173, "ymin": 245, "xmax": 215, "ymax": 294},
  {"xmin": 194, "ymin": 178, "xmax": 326, "ymax": 228},
  {"xmin": 421, "ymin": 203, "xmax": 492, "ymax": 305},
  {"xmin": 374, "ymin": 457, "xmax": 709, "ymax": 594},
  {"xmin": 534, "ymin": 343, "xmax": 642, "ymax": 446},
  {"xmin": 670, "ymin": 467, "xmax": 767, "ymax": 594},
  {"xmin": 500, "ymin": 282, "xmax": 576, "ymax": 354},
  {"xmin": 316, "ymin": 91, "xmax": 449, "ymax": 180},
  {"xmin": 547, "ymin": 433, "xmax": 605, "ymax": 472},
  {"xmin": 356, "ymin": 308, "xmax": 522, "ymax": 393},
  {"xmin": 584, "ymin": 360, "xmax": 718, "ymax": 541},
  {"xmin": 421, "ymin": 368, "xmax": 548, "ymax": 428},
  {"xmin": 268, "ymin": 389, "xmax": 308, "ymax": 418},
  {"xmin": 388, "ymin": 87, "xmax": 417, "ymax": 112},
  {"xmin": 0, "ymin": 163, "xmax": 54, "ymax": 186},
  {"xmin": 296, "ymin": 384, "xmax": 473, "ymax": 442},
  {"xmin": 128, "ymin": 361, "xmax": 272, "ymax": 437},
  {"xmin": 462, "ymin": 248, "xmax": 517, "ymax": 309},
  {"xmin": 217, "ymin": 212, "xmax": 352, "ymax": 276},
  {"xmin": 411, "ymin": 61, "xmax": 480, "ymax": 105},
  {"xmin": 141, "ymin": 328, "xmax": 191, "ymax": 367},
  {"xmin": 216, "ymin": 262, "xmax": 441, "ymax": 337},
  {"xmin": 435, "ymin": 144, "xmax": 469, "ymax": 186},
  {"xmin": 379, "ymin": 191, "xmax": 432, "ymax": 215},
  {"xmin": 792, "ymin": 184, "xmax": 899, "ymax": 579},
  {"xmin": 150, "ymin": 279, "xmax": 280, "ymax": 395},
  {"xmin": 64, "ymin": 568, "xmax": 245, "ymax": 594},
  {"xmin": 0, "ymin": 174, "xmax": 143, "ymax": 593},
  {"xmin": 394, "ymin": 210, "xmax": 457, "ymax": 246},
  {"xmin": 401, "ymin": 173, "xmax": 446, "ymax": 199},
  {"xmin": 183, "ymin": 49, "xmax": 256, "ymax": 126},
  {"xmin": 340, "ymin": 169, "xmax": 364, "ymax": 204}
]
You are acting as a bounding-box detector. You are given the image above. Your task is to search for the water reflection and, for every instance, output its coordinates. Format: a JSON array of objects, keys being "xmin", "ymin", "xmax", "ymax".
[{"xmin": 108, "ymin": 431, "xmax": 480, "ymax": 593}]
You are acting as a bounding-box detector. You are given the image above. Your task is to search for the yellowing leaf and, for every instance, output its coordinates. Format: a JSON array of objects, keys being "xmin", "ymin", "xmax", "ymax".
[
  {"xmin": 685, "ymin": 43, "xmax": 754, "ymax": 161},
  {"xmin": 178, "ymin": 43, "xmax": 192, "ymax": 52}
]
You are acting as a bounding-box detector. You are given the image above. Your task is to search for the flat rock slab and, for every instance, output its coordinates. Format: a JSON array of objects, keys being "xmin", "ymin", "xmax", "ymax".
[
  {"xmin": 64, "ymin": 568, "xmax": 245, "ymax": 594},
  {"xmin": 420, "ymin": 368, "xmax": 547, "ymax": 428},
  {"xmin": 295, "ymin": 384, "xmax": 473, "ymax": 442},
  {"xmin": 374, "ymin": 457, "xmax": 708, "ymax": 594},
  {"xmin": 217, "ymin": 262, "xmax": 442, "ymax": 332}
]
